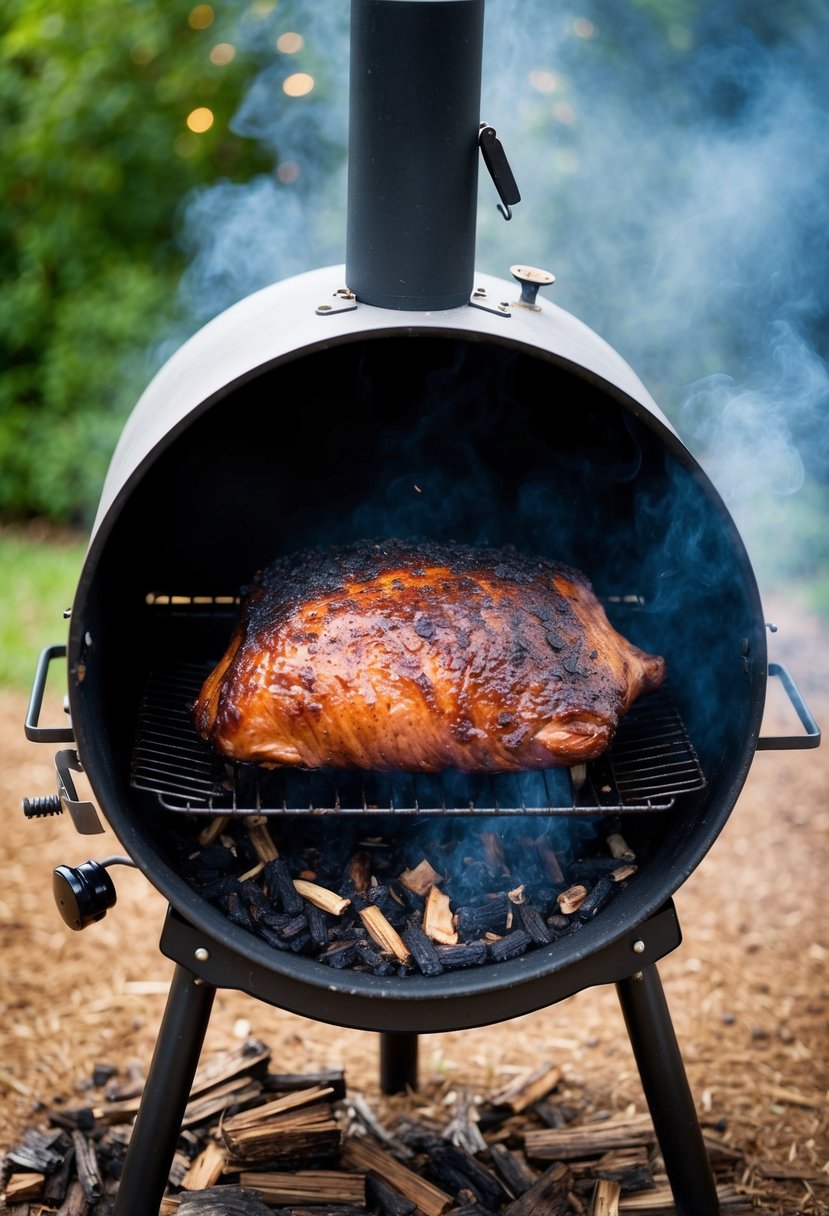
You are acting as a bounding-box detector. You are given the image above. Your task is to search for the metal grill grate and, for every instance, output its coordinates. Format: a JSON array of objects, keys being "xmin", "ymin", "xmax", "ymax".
[{"xmin": 130, "ymin": 659, "xmax": 706, "ymax": 815}]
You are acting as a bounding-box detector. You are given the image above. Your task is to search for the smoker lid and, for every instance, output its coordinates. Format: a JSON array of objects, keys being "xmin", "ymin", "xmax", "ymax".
[{"xmin": 91, "ymin": 264, "xmax": 677, "ymax": 546}]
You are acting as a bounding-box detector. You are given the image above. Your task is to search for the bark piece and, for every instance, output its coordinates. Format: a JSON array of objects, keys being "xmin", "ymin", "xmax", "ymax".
[
  {"xmin": 556, "ymin": 885, "xmax": 588, "ymax": 915},
  {"xmin": 181, "ymin": 1141, "xmax": 228, "ymax": 1191}
]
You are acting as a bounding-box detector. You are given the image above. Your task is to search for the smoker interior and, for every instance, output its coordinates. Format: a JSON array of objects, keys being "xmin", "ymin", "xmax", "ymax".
[{"xmin": 69, "ymin": 331, "xmax": 766, "ymax": 1026}]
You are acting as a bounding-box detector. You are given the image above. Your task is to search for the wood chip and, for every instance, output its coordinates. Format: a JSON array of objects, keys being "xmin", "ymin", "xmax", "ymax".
[
  {"xmin": 359, "ymin": 906, "xmax": 411, "ymax": 963},
  {"xmin": 556, "ymin": 885, "xmax": 588, "ymax": 915},
  {"xmin": 3, "ymin": 1171, "xmax": 45, "ymax": 1201},
  {"xmin": 244, "ymin": 816, "xmax": 279, "ymax": 862},
  {"xmin": 423, "ymin": 886, "xmax": 458, "ymax": 946},
  {"xmin": 293, "ymin": 880, "xmax": 351, "ymax": 916},
  {"xmin": 398, "ymin": 859, "xmax": 444, "ymax": 897}
]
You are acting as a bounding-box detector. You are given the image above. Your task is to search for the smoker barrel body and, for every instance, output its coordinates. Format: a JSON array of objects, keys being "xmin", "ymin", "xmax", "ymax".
[{"xmin": 67, "ymin": 265, "xmax": 767, "ymax": 1033}]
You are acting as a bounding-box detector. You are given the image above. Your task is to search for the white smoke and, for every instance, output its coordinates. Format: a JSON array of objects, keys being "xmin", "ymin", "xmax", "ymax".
[{"xmin": 174, "ymin": 0, "xmax": 829, "ymax": 597}]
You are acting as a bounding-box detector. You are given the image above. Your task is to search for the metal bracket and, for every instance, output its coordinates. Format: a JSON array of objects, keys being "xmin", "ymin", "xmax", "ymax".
[
  {"xmin": 55, "ymin": 749, "xmax": 105, "ymax": 834},
  {"xmin": 757, "ymin": 662, "xmax": 821, "ymax": 750},
  {"xmin": 316, "ymin": 289, "xmax": 358, "ymax": 317},
  {"xmin": 468, "ymin": 287, "xmax": 512, "ymax": 318}
]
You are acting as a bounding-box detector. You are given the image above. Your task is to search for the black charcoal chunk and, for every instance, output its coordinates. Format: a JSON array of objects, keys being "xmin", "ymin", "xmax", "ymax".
[
  {"xmin": 487, "ymin": 929, "xmax": 532, "ymax": 963},
  {"xmin": 435, "ymin": 941, "xmax": 488, "ymax": 970},
  {"xmin": 263, "ymin": 859, "xmax": 304, "ymax": 915},
  {"xmin": 401, "ymin": 920, "xmax": 444, "ymax": 977},
  {"xmin": 577, "ymin": 875, "xmax": 615, "ymax": 921}
]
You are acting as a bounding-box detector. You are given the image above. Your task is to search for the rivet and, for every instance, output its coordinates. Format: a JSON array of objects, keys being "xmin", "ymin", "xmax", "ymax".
[
  {"xmin": 632, "ymin": 939, "xmax": 645, "ymax": 954},
  {"xmin": 84, "ymin": 631, "xmax": 93, "ymax": 647},
  {"xmin": 317, "ymin": 304, "xmax": 332, "ymax": 312},
  {"xmin": 632, "ymin": 970, "xmax": 644, "ymax": 981},
  {"xmin": 194, "ymin": 946, "xmax": 210, "ymax": 962}
]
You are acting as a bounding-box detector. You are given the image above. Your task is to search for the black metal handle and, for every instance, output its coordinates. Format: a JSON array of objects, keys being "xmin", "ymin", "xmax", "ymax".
[
  {"xmin": 479, "ymin": 124, "xmax": 521, "ymax": 220},
  {"xmin": 25, "ymin": 644, "xmax": 74, "ymax": 743},
  {"xmin": 757, "ymin": 662, "xmax": 821, "ymax": 750}
]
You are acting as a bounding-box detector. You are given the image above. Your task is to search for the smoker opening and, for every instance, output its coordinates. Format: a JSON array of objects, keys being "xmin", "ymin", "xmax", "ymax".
[{"xmin": 67, "ymin": 321, "xmax": 765, "ymax": 1004}]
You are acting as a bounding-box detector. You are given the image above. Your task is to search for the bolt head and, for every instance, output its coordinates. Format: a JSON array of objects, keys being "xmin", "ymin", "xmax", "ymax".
[
  {"xmin": 194, "ymin": 946, "xmax": 210, "ymax": 962},
  {"xmin": 632, "ymin": 939, "xmax": 646, "ymax": 954}
]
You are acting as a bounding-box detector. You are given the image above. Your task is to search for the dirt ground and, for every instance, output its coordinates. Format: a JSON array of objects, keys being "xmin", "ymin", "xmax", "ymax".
[{"xmin": 0, "ymin": 598, "xmax": 826, "ymax": 1214}]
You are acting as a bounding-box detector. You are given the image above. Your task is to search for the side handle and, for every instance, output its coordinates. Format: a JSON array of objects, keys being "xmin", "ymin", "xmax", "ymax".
[
  {"xmin": 25, "ymin": 645, "xmax": 75, "ymax": 743},
  {"xmin": 757, "ymin": 662, "xmax": 821, "ymax": 751}
]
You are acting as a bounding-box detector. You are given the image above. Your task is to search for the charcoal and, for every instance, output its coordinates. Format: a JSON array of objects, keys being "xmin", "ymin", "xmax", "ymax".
[
  {"xmin": 255, "ymin": 923, "xmax": 293, "ymax": 952},
  {"xmin": 289, "ymin": 931, "xmax": 313, "ymax": 953},
  {"xmin": 428, "ymin": 1145, "xmax": 508, "ymax": 1210},
  {"xmin": 488, "ymin": 1143, "xmax": 538, "ymax": 1197},
  {"xmin": 446, "ymin": 1204, "xmax": 498, "ymax": 1216},
  {"xmin": 177, "ymin": 1186, "xmax": 273, "ymax": 1215},
  {"xmin": 91, "ymin": 1064, "xmax": 118, "ymax": 1089},
  {"xmin": 279, "ymin": 914, "xmax": 309, "ymax": 940},
  {"xmin": 305, "ymin": 902, "xmax": 330, "ymax": 948},
  {"xmin": 318, "ymin": 941, "xmax": 360, "ymax": 969},
  {"xmin": 487, "ymin": 930, "xmax": 532, "ymax": 963},
  {"xmin": 264, "ymin": 859, "xmax": 304, "ymax": 915},
  {"xmin": 4, "ymin": 1127, "xmax": 66, "ymax": 1174},
  {"xmin": 517, "ymin": 904, "xmax": 552, "ymax": 945},
  {"xmin": 43, "ymin": 1144, "xmax": 75, "ymax": 1204},
  {"xmin": 455, "ymin": 893, "xmax": 510, "ymax": 937},
  {"xmin": 355, "ymin": 942, "xmax": 396, "ymax": 976},
  {"xmin": 222, "ymin": 890, "xmax": 256, "ymax": 931},
  {"xmin": 47, "ymin": 1108, "xmax": 96, "ymax": 1134},
  {"xmin": 546, "ymin": 914, "xmax": 570, "ymax": 932},
  {"xmin": 239, "ymin": 879, "xmax": 274, "ymax": 918},
  {"xmin": 365, "ymin": 1171, "xmax": 417, "ymax": 1216},
  {"xmin": 569, "ymin": 857, "xmax": 628, "ymax": 880},
  {"xmin": 577, "ymin": 875, "xmax": 615, "ymax": 921},
  {"xmin": 401, "ymin": 920, "xmax": 444, "ymax": 977},
  {"xmin": 435, "ymin": 941, "xmax": 488, "ymax": 969},
  {"xmin": 197, "ymin": 844, "xmax": 239, "ymax": 873},
  {"xmin": 200, "ymin": 873, "xmax": 242, "ymax": 901}
]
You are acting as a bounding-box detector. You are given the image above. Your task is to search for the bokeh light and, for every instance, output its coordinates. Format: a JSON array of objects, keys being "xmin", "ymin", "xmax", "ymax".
[
  {"xmin": 210, "ymin": 43, "xmax": 236, "ymax": 65},
  {"xmin": 188, "ymin": 5, "xmax": 214, "ymax": 30},
  {"xmin": 276, "ymin": 32, "xmax": 304, "ymax": 54},
  {"xmin": 283, "ymin": 72, "xmax": 314, "ymax": 98},
  {"xmin": 186, "ymin": 107, "xmax": 215, "ymax": 133}
]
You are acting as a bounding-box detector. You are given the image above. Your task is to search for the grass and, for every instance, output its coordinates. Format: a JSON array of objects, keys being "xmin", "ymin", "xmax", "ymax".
[{"xmin": 0, "ymin": 525, "xmax": 88, "ymax": 690}]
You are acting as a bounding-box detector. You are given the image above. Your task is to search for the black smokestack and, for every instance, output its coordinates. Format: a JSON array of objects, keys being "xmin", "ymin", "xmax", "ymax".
[{"xmin": 346, "ymin": 0, "xmax": 485, "ymax": 310}]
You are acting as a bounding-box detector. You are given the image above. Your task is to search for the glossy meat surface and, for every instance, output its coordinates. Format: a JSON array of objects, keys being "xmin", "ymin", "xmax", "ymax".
[{"xmin": 193, "ymin": 541, "xmax": 666, "ymax": 772}]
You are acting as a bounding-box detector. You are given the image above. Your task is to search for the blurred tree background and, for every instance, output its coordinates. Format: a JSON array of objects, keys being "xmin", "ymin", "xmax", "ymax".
[
  {"xmin": 1, "ymin": 0, "xmax": 274, "ymax": 523},
  {"xmin": 1, "ymin": 0, "xmax": 827, "ymax": 640}
]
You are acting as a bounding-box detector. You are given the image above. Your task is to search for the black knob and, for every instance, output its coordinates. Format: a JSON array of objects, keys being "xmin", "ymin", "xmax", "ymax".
[
  {"xmin": 23, "ymin": 794, "xmax": 63, "ymax": 819},
  {"xmin": 53, "ymin": 861, "xmax": 117, "ymax": 931}
]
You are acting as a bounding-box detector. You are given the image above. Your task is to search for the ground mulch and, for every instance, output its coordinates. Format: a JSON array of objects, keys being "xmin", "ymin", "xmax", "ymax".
[{"xmin": 0, "ymin": 597, "xmax": 826, "ymax": 1213}]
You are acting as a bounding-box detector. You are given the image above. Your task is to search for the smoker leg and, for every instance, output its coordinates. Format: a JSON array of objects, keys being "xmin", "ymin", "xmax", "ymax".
[
  {"xmin": 617, "ymin": 964, "xmax": 719, "ymax": 1216},
  {"xmin": 379, "ymin": 1031, "xmax": 419, "ymax": 1093},
  {"xmin": 113, "ymin": 965, "xmax": 215, "ymax": 1216}
]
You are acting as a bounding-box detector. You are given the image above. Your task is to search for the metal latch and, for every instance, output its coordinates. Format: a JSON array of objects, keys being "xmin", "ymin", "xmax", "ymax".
[{"xmin": 478, "ymin": 124, "xmax": 521, "ymax": 221}]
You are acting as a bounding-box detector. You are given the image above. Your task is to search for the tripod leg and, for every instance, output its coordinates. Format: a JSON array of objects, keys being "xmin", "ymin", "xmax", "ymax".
[
  {"xmin": 113, "ymin": 965, "xmax": 215, "ymax": 1216},
  {"xmin": 617, "ymin": 964, "xmax": 719, "ymax": 1216},
  {"xmin": 379, "ymin": 1031, "xmax": 419, "ymax": 1093}
]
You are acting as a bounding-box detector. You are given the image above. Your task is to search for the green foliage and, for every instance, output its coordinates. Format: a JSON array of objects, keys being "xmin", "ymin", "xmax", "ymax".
[
  {"xmin": 1, "ymin": 0, "xmax": 270, "ymax": 525},
  {"xmin": 0, "ymin": 527, "xmax": 86, "ymax": 688}
]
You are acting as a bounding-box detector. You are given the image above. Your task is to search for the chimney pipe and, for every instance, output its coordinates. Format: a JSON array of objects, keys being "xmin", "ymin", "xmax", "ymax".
[{"xmin": 345, "ymin": 0, "xmax": 486, "ymax": 311}]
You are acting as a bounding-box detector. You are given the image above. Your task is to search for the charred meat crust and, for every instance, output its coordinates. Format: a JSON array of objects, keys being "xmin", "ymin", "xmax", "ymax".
[{"xmin": 194, "ymin": 540, "xmax": 666, "ymax": 773}]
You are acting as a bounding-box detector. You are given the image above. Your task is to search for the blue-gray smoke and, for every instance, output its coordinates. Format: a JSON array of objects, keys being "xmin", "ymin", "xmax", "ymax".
[{"xmin": 175, "ymin": 0, "xmax": 829, "ymax": 598}]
